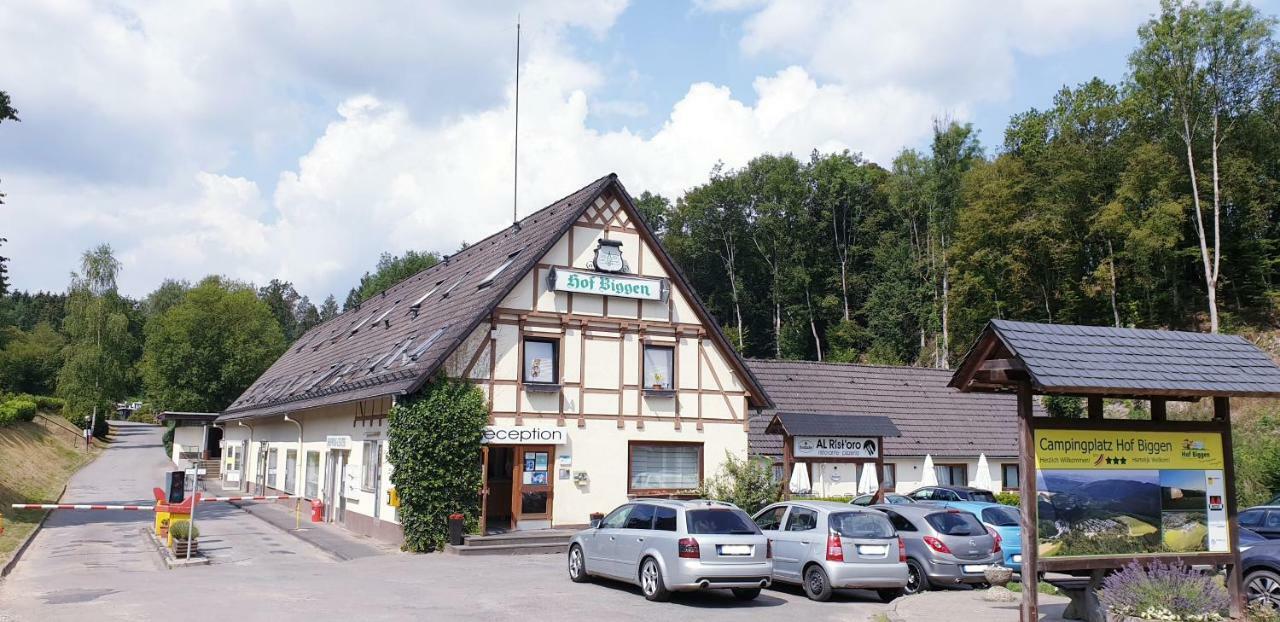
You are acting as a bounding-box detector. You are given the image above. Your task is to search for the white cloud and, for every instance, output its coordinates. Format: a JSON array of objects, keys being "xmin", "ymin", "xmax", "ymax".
[{"xmin": 0, "ymin": 0, "xmax": 1150, "ymax": 301}]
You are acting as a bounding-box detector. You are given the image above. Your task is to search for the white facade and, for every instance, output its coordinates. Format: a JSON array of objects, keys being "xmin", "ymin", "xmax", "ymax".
[
  {"xmin": 218, "ymin": 190, "xmax": 760, "ymax": 542},
  {"xmin": 805, "ymin": 457, "xmax": 1020, "ymax": 498},
  {"xmin": 170, "ymin": 425, "xmax": 205, "ymax": 466}
]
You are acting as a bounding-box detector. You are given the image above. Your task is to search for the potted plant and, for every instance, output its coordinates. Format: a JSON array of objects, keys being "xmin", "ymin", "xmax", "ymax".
[
  {"xmin": 170, "ymin": 519, "xmax": 200, "ymax": 557},
  {"xmin": 651, "ymin": 373, "xmax": 665, "ymax": 390},
  {"xmin": 1099, "ymin": 559, "xmax": 1228, "ymax": 622}
]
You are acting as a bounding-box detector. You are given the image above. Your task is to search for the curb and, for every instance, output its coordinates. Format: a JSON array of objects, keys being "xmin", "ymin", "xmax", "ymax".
[
  {"xmin": 0, "ymin": 482, "xmax": 67, "ymax": 579},
  {"xmin": 142, "ymin": 527, "xmax": 210, "ymax": 569}
]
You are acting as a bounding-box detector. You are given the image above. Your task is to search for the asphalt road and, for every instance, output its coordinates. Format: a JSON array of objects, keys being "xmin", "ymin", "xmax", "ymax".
[{"xmin": 0, "ymin": 421, "xmax": 1049, "ymax": 622}]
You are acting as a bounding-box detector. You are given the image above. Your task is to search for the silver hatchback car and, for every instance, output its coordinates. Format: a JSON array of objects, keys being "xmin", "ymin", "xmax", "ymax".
[
  {"xmin": 752, "ymin": 501, "xmax": 908, "ymax": 602},
  {"xmin": 872, "ymin": 504, "xmax": 1002, "ymax": 594},
  {"xmin": 567, "ymin": 500, "xmax": 773, "ymax": 601}
]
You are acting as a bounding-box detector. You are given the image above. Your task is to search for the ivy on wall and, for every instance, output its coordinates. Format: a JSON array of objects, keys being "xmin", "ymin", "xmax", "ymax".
[{"xmin": 387, "ymin": 375, "xmax": 488, "ymax": 552}]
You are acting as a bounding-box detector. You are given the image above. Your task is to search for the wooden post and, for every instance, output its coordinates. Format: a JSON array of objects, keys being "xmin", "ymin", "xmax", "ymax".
[
  {"xmin": 1150, "ymin": 399, "xmax": 1166, "ymax": 422},
  {"xmin": 1017, "ymin": 381, "xmax": 1039, "ymax": 622},
  {"xmin": 782, "ymin": 436, "xmax": 794, "ymax": 501},
  {"xmin": 1216, "ymin": 397, "xmax": 1244, "ymax": 619},
  {"xmin": 873, "ymin": 445, "xmax": 886, "ymax": 504},
  {"xmin": 1087, "ymin": 396, "xmax": 1103, "ymax": 420}
]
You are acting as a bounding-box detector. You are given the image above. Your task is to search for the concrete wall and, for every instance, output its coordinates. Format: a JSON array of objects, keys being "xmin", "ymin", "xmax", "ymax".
[{"xmin": 172, "ymin": 426, "xmax": 204, "ymax": 466}]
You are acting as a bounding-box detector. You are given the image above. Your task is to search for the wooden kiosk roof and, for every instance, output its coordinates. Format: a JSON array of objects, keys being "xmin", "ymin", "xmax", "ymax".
[
  {"xmin": 950, "ymin": 319, "xmax": 1280, "ymax": 399},
  {"xmin": 764, "ymin": 412, "xmax": 902, "ymax": 438}
]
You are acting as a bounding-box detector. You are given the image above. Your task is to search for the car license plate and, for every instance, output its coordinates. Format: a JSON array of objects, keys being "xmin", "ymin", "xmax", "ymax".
[
  {"xmin": 1012, "ymin": 555, "xmax": 1022, "ymax": 564},
  {"xmin": 857, "ymin": 545, "xmax": 887, "ymax": 556},
  {"xmin": 719, "ymin": 544, "xmax": 752, "ymax": 556},
  {"xmin": 962, "ymin": 564, "xmax": 989, "ymax": 574}
]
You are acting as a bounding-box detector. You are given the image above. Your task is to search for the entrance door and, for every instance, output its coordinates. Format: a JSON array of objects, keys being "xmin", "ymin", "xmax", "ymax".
[
  {"xmin": 324, "ymin": 449, "xmax": 348, "ymax": 524},
  {"xmin": 484, "ymin": 447, "xmax": 514, "ymax": 533},
  {"xmin": 513, "ymin": 445, "xmax": 554, "ymax": 530},
  {"xmin": 255, "ymin": 446, "xmax": 268, "ymax": 494}
]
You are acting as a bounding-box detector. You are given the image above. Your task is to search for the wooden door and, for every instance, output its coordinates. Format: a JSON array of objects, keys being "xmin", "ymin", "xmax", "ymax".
[{"xmin": 513, "ymin": 446, "xmax": 554, "ymax": 527}]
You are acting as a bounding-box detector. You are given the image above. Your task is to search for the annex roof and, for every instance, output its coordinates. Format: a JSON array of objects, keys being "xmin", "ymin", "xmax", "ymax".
[
  {"xmin": 764, "ymin": 412, "xmax": 901, "ymax": 438},
  {"xmin": 747, "ymin": 359, "xmax": 1031, "ymax": 460},
  {"xmin": 949, "ymin": 319, "xmax": 1280, "ymax": 398},
  {"xmin": 157, "ymin": 411, "xmax": 220, "ymax": 423},
  {"xmin": 220, "ymin": 174, "xmax": 769, "ymax": 422}
]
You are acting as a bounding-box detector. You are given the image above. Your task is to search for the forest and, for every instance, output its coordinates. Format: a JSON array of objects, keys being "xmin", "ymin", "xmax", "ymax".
[{"xmin": 1, "ymin": 1, "xmax": 1279, "ymax": 430}]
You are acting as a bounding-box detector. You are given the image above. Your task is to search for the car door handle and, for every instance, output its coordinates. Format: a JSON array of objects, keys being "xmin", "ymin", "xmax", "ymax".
[
  {"xmin": 800, "ymin": 540, "xmax": 810, "ymax": 545},
  {"xmin": 637, "ymin": 537, "xmax": 644, "ymax": 542}
]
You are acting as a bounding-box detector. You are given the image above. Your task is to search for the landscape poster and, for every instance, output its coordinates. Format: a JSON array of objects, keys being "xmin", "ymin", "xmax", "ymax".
[{"xmin": 1034, "ymin": 429, "xmax": 1229, "ymax": 558}]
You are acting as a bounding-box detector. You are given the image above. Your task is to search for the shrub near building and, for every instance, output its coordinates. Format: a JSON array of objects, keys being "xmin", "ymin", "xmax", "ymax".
[{"xmin": 388, "ymin": 376, "xmax": 489, "ymax": 552}]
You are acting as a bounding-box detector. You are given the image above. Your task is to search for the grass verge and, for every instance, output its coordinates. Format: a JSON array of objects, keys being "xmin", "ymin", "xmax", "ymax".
[{"xmin": 0, "ymin": 416, "xmax": 102, "ymax": 566}]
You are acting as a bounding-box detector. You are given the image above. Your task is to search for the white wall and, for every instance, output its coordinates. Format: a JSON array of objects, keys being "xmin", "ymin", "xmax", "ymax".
[
  {"xmin": 800, "ymin": 457, "xmax": 1017, "ymax": 497},
  {"xmin": 171, "ymin": 426, "xmax": 204, "ymax": 466}
]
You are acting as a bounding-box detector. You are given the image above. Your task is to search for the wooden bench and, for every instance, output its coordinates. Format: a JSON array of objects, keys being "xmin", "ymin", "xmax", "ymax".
[{"xmin": 1045, "ymin": 571, "xmax": 1106, "ymax": 622}]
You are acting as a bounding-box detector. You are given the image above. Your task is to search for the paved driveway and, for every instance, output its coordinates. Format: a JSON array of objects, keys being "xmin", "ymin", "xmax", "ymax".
[{"xmin": 0, "ymin": 421, "xmax": 1054, "ymax": 622}]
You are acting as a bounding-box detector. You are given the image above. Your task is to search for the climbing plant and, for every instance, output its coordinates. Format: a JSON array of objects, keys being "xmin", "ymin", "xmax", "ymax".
[{"xmin": 387, "ymin": 375, "xmax": 488, "ymax": 552}]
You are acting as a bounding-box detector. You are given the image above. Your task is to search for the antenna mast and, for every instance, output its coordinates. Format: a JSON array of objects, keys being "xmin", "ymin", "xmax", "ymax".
[{"xmin": 513, "ymin": 16, "xmax": 521, "ymax": 225}]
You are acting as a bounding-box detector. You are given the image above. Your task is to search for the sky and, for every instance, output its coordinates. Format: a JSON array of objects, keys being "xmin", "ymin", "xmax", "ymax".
[{"xmin": 3, "ymin": 0, "xmax": 1264, "ymax": 303}]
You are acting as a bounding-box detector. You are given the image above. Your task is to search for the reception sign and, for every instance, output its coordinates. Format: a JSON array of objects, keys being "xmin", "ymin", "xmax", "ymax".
[
  {"xmin": 548, "ymin": 267, "xmax": 668, "ymax": 302},
  {"xmin": 1034, "ymin": 429, "xmax": 1228, "ymax": 558}
]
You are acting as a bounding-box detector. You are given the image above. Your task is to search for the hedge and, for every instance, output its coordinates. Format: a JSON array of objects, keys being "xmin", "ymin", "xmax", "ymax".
[
  {"xmin": 387, "ymin": 376, "xmax": 489, "ymax": 552},
  {"xmin": 0, "ymin": 398, "xmax": 38, "ymax": 426}
]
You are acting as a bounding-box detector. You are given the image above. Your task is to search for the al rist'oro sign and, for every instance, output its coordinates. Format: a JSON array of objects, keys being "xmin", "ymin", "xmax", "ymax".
[
  {"xmin": 548, "ymin": 267, "xmax": 669, "ymax": 302},
  {"xmin": 1033, "ymin": 429, "xmax": 1229, "ymax": 558}
]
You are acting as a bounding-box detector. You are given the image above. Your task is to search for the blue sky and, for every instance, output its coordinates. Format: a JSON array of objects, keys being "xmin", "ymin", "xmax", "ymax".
[{"xmin": 2, "ymin": 1, "xmax": 1273, "ymax": 301}]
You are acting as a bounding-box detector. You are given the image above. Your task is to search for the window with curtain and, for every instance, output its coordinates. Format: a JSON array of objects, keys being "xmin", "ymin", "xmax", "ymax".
[
  {"xmin": 523, "ymin": 339, "xmax": 558, "ymax": 384},
  {"xmin": 284, "ymin": 449, "xmax": 298, "ymax": 493},
  {"xmin": 935, "ymin": 464, "xmax": 967, "ymax": 486},
  {"xmin": 1002, "ymin": 464, "xmax": 1020, "ymax": 490},
  {"xmin": 882, "ymin": 464, "xmax": 897, "ymax": 491},
  {"xmin": 642, "ymin": 345, "xmax": 674, "ymax": 390},
  {"xmin": 629, "ymin": 442, "xmax": 701, "ymax": 492},
  {"xmin": 362, "ymin": 440, "xmax": 381, "ymax": 492}
]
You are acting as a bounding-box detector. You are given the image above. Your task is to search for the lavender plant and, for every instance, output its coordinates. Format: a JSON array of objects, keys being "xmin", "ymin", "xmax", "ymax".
[{"xmin": 1100, "ymin": 559, "xmax": 1229, "ymax": 621}]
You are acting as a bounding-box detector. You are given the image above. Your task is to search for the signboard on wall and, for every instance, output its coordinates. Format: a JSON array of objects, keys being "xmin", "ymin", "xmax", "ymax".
[
  {"xmin": 326, "ymin": 435, "xmax": 352, "ymax": 450},
  {"xmin": 1034, "ymin": 429, "xmax": 1228, "ymax": 558},
  {"xmin": 481, "ymin": 425, "xmax": 568, "ymax": 445},
  {"xmin": 548, "ymin": 267, "xmax": 668, "ymax": 302},
  {"xmin": 793, "ymin": 436, "xmax": 879, "ymax": 459}
]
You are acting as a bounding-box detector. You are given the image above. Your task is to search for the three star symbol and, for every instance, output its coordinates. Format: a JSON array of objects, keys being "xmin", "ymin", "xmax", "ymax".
[{"xmin": 1104, "ymin": 456, "xmax": 1128, "ymax": 465}]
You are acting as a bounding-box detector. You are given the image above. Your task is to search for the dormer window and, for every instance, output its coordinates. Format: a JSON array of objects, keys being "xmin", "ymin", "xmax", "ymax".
[{"xmin": 479, "ymin": 251, "xmax": 521, "ymax": 289}]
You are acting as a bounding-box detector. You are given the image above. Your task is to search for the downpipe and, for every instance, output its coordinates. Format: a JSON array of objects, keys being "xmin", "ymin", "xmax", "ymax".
[{"xmin": 283, "ymin": 414, "xmax": 304, "ymax": 529}]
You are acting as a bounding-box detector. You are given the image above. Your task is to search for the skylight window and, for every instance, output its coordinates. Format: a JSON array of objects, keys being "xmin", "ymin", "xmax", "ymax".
[
  {"xmin": 478, "ymin": 251, "xmax": 521, "ymax": 288},
  {"xmin": 409, "ymin": 282, "xmax": 444, "ymax": 315},
  {"xmin": 441, "ymin": 271, "xmax": 471, "ymax": 299},
  {"xmin": 409, "ymin": 326, "xmax": 449, "ymax": 361},
  {"xmin": 370, "ymin": 304, "xmax": 396, "ymax": 328},
  {"xmin": 349, "ymin": 310, "xmax": 377, "ymax": 337}
]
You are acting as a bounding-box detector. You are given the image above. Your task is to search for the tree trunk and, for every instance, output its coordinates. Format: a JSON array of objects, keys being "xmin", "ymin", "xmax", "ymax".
[
  {"xmin": 1181, "ymin": 114, "xmax": 1218, "ymax": 333},
  {"xmin": 839, "ymin": 259, "xmax": 850, "ymax": 322},
  {"xmin": 807, "ymin": 289, "xmax": 822, "ymax": 361},
  {"xmin": 1107, "ymin": 240, "xmax": 1121, "ymax": 328},
  {"xmin": 1209, "ymin": 116, "xmax": 1222, "ymax": 334},
  {"xmin": 939, "ymin": 241, "xmax": 950, "ymax": 369}
]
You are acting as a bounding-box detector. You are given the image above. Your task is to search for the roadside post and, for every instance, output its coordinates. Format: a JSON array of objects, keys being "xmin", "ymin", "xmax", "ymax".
[{"xmin": 949, "ymin": 320, "xmax": 1280, "ymax": 621}]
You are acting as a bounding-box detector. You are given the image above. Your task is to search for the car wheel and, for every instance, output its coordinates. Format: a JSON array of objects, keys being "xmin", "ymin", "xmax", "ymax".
[
  {"xmin": 731, "ymin": 588, "xmax": 761, "ymax": 601},
  {"xmin": 803, "ymin": 565, "xmax": 834, "ymax": 602},
  {"xmin": 1246, "ymin": 569, "xmax": 1280, "ymax": 611},
  {"xmin": 877, "ymin": 588, "xmax": 903, "ymax": 603},
  {"xmin": 567, "ymin": 545, "xmax": 589, "ymax": 583},
  {"xmin": 904, "ymin": 560, "xmax": 932, "ymax": 595},
  {"xmin": 640, "ymin": 557, "xmax": 671, "ymax": 602}
]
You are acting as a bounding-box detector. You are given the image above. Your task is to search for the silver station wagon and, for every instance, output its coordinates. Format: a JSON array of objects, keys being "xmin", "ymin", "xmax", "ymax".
[
  {"xmin": 752, "ymin": 501, "xmax": 908, "ymax": 602},
  {"xmin": 567, "ymin": 500, "xmax": 772, "ymax": 601}
]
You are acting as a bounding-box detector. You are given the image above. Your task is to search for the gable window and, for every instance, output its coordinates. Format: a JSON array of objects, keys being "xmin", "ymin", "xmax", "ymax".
[
  {"xmin": 642, "ymin": 345, "xmax": 674, "ymax": 391},
  {"xmin": 629, "ymin": 441, "xmax": 702, "ymax": 493},
  {"xmin": 1001, "ymin": 464, "xmax": 1020, "ymax": 490},
  {"xmin": 522, "ymin": 338, "xmax": 558, "ymax": 385}
]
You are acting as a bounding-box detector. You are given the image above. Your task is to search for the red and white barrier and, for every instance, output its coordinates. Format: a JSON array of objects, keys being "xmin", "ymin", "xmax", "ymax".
[
  {"xmin": 202, "ymin": 495, "xmax": 296, "ymax": 502},
  {"xmin": 11, "ymin": 504, "xmax": 155, "ymax": 511}
]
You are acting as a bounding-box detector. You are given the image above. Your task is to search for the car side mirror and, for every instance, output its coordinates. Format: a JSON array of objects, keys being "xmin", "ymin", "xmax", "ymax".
[{"xmin": 590, "ymin": 518, "xmax": 602, "ymax": 529}]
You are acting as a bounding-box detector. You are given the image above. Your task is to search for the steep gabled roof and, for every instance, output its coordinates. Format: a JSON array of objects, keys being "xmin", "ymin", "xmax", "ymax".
[
  {"xmin": 220, "ymin": 174, "xmax": 769, "ymax": 422},
  {"xmin": 747, "ymin": 358, "xmax": 1031, "ymax": 459},
  {"xmin": 950, "ymin": 319, "xmax": 1280, "ymax": 398}
]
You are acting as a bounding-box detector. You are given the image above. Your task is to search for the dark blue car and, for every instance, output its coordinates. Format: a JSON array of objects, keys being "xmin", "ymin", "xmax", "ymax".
[{"xmin": 1243, "ymin": 536, "xmax": 1280, "ymax": 612}]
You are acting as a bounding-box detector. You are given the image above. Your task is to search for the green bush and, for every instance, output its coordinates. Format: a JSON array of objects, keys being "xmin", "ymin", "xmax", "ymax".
[
  {"xmin": 17, "ymin": 394, "xmax": 66, "ymax": 413},
  {"xmin": 996, "ymin": 491, "xmax": 1020, "ymax": 507},
  {"xmin": 387, "ymin": 376, "xmax": 489, "ymax": 552},
  {"xmin": 128, "ymin": 410, "xmax": 159, "ymax": 424},
  {"xmin": 0, "ymin": 398, "xmax": 38, "ymax": 426},
  {"xmin": 1234, "ymin": 413, "xmax": 1280, "ymax": 508},
  {"xmin": 169, "ymin": 519, "xmax": 199, "ymax": 540},
  {"xmin": 162, "ymin": 423, "xmax": 175, "ymax": 457},
  {"xmin": 698, "ymin": 452, "xmax": 781, "ymax": 514},
  {"xmin": 1043, "ymin": 395, "xmax": 1084, "ymax": 418}
]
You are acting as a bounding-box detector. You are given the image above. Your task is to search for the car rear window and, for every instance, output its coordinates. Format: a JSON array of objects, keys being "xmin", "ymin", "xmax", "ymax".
[
  {"xmin": 830, "ymin": 512, "xmax": 895, "ymax": 538},
  {"xmin": 968, "ymin": 491, "xmax": 998, "ymax": 503},
  {"xmin": 981, "ymin": 506, "xmax": 1019, "ymax": 527},
  {"xmin": 686, "ymin": 509, "xmax": 761, "ymax": 535},
  {"xmin": 926, "ymin": 511, "xmax": 986, "ymax": 536}
]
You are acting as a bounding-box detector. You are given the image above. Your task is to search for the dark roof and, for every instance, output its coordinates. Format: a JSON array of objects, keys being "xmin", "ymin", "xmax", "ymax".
[
  {"xmin": 765, "ymin": 412, "xmax": 901, "ymax": 438},
  {"xmin": 950, "ymin": 319, "xmax": 1280, "ymax": 398},
  {"xmin": 221, "ymin": 174, "xmax": 769, "ymax": 422},
  {"xmin": 747, "ymin": 359, "xmax": 1030, "ymax": 460},
  {"xmin": 158, "ymin": 411, "xmax": 220, "ymax": 423}
]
